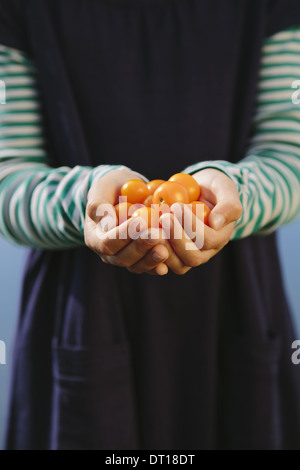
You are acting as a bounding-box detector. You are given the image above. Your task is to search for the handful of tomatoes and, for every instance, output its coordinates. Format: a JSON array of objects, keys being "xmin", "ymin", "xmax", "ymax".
[{"xmin": 114, "ymin": 173, "xmax": 211, "ymax": 229}]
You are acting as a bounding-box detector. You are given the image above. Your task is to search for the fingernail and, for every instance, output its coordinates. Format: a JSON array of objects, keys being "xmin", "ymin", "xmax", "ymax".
[
  {"xmin": 152, "ymin": 250, "xmax": 165, "ymax": 262},
  {"xmin": 213, "ymin": 214, "xmax": 226, "ymax": 230}
]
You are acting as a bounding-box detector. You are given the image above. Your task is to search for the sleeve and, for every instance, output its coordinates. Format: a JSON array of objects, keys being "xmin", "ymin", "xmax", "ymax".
[
  {"xmin": 267, "ymin": 0, "xmax": 300, "ymax": 37},
  {"xmin": 0, "ymin": 0, "xmax": 27, "ymax": 51},
  {"xmin": 0, "ymin": 45, "xmax": 132, "ymax": 249},
  {"xmin": 183, "ymin": 27, "xmax": 300, "ymax": 240}
]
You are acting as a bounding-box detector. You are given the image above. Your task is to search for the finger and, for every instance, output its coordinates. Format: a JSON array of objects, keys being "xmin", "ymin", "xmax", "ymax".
[
  {"xmin": 87, "ymin": 168, "xmax": 145, "ymax": 216},
  {"xmin": 160, "ymin": 213, "xmax": 205, "ymax": 268},
  {"xmin": 207, "ymin": 177, "xmax": 242, "ymax": 230},
  {"xmin": 193, "ymin": 170, "xmax": 242, "ymax": 230},
  {"xmin": 181, "ymin": 204, "xmax": 234, "ymax": 251},
  {"xmin": 128, "ymin": 244, "xmax": 169, "ymax": 274},
  {"xmin": 96, "ymin": 216, "xmax": 151, "ymax": 257},
  {"xmin": 103, "ymin": 228, "xmax": 166, "ymax": 268},
  {"xmin": 161, "ymin": 206, "xmax": 234, "ymax": 256},
  {"xmin": 163, "ymin": 240, "xmax": 192, "ymax": 275},
  {"xmin": 147, "ymin": 263, "xmax": 169, "ymax": 276},
  {"xmin": 209, "ymin": 200, "xmax": 242, "ymax": 230},
  {"xmin": 168, "ymin": 203, "xmax": 206, "ymax": 249}
]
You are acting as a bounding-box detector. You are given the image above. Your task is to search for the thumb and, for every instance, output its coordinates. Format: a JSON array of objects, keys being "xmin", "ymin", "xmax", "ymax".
[
  {"xmin": 192, "ymin": 167, "xmax": 243, "ymax": 231},
  {"xmin": 87, "ymin": 168, "xmax": 146, "ymax": 220},
  {"xmin": 209, "ymin": 198, "xmax": 243, "ymax": 230}
]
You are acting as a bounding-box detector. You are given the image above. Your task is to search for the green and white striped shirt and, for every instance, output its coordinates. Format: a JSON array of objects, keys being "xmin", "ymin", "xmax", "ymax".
[
  {"xmin": 1, "ymin": 27, "xmax": 300, "ymax": 248},
  {"xmin": 186, "ymin": 27, "xmax": 300, "ymax": 239}
]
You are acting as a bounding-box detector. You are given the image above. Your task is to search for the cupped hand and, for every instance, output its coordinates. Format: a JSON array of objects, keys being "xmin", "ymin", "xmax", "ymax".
[
  {"xmin": 84, "ymin": 168, "xmax": 169, "ymax": 275},
  {"xmin": 160, "ymin": 168, "xmax": 243, "ymax": 275}
]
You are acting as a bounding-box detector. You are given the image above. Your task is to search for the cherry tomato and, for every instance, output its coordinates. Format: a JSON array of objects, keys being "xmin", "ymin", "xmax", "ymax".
[
  {"xmin": 121, "ymin": 179, "xmax": 149, "ymax": 204},
  {"xmin": 118, "ymin": 195, "xmax": 128, "ymax": 204},
  {"xmin": 144, "ymin": 195, "xmax": 153, "ymax": 207},
  {"xmin": 153, "ymin": 181, "xmax": 189, "ymax": 206},
  {"xmin": 169, "ymin": 173, "xmax": 200, "ymax": 203},
  {"xmin": 155, "ymin": 204, "xmax": 170, "ymax": 218},
  {"xmin": 114, "ymin": 202, "xmax": 132, "ymax": 225},
  {"xmin": 128, "ymin": 203, "xmax": 144, "ymax": 217},
  {"xmin": 147, "ymin": 179, "xmax": 165, "ymax": 195},
  {"xmin": 191, "ymin": 201, "xmax": 210, "ymax": 225},
  {"xmin": 132, "ymin": 206, "xmax": 160, "ymax": 229}
]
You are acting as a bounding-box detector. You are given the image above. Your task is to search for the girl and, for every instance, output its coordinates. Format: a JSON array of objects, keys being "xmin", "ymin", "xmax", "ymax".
[{"xmin": 1, "ymin": 0, "xmax": 300, "ymax": 450}]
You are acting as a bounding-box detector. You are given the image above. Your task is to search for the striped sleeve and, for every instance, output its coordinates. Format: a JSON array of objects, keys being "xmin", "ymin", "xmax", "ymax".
[
  {"xmin": 0, "ymin": 45, "xmax": 127, "ymax": 249},
  {"xmin": 184, "ymin": 27, "xmax": 300, "ymax": 239}
]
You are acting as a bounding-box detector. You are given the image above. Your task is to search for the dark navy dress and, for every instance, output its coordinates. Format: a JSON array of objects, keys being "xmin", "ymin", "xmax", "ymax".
[{"xmin": 1, "ymin": 0, "xmax": 300, "ymax": 449}]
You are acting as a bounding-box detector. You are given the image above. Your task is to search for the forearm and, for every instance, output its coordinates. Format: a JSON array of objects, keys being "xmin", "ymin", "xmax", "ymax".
[
  {"xmin": 185, "ymin": 148, "xmax": 300, "ymax": 240},
  {"xmin": 0, "ymin": 164, "xmax": 125, "ymax": 249},
  {"xmin": 0, "ymin": 45, "xmax": 124, "ymax": 249},
  {"xmin": 185, "ymin": 27, "xmax": 300, "ymax": 239}
]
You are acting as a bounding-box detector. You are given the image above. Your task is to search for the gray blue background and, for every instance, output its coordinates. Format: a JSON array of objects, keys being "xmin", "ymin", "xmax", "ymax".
[{"xmin": 1, "ymin": 222, "xmax": 300, "ymax": 448}]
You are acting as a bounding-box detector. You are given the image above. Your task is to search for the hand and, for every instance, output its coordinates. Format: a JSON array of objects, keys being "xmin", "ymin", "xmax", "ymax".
[
  {"xmin": 84, "ymin": 168, "xmax": 169, "ymax": 275},
  {"xmin": 160, "ymin": 168, "xmax": 243, "ymax": 275}
]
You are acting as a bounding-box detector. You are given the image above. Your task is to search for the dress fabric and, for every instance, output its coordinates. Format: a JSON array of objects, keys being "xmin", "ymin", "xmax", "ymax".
[{"xmin": 0, "ymin": 0, "xmax": 300, "ymax": 449}]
